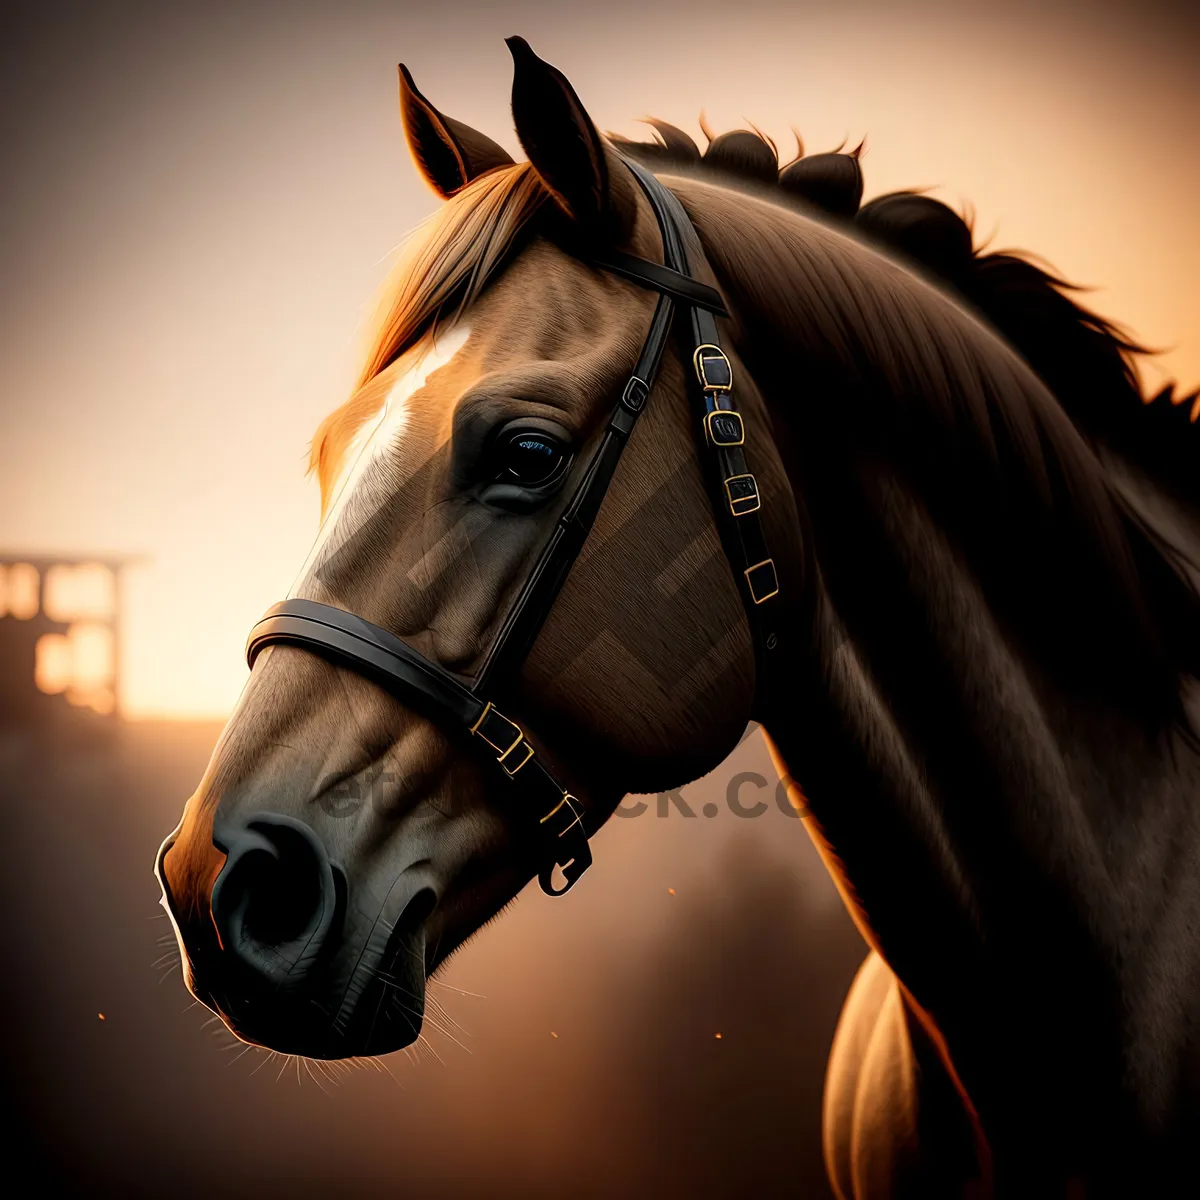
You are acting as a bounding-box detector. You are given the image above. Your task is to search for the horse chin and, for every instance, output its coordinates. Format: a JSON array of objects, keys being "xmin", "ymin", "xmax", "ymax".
[
  {"xmin": 323, "ymin": 948, "xmax": 429, "ymax": 1061},
  {"xmin": 219, "ymin": 1015, "xmax": 424, "ymax": 1062},
  {"xmin": 200, "ymin": 892, "xmax": 433, "ymax": 1061},
  {"xmin": 214, "ymin": 964, "xmax": 427, "ymax": 1061}
]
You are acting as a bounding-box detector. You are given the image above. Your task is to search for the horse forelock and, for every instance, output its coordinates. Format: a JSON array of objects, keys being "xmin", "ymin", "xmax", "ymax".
[{"xmin": 310, "ymin": 162, "xmax": 550, "ymax": 514}]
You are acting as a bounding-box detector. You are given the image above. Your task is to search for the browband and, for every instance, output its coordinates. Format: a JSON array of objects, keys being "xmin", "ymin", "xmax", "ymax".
[{"xmin": 245, "ymin": 157, "xmax": 780, "ymax": 897}]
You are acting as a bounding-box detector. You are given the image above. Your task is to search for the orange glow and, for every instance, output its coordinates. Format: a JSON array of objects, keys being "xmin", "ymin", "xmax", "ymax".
[
  {"xmin": 783, "ymin": 784, "xmax": 810, "ymax": 814},
  {"xmin": 43, "ymin": 564, "xmax": 116, "ymax": 622},
  {"xmin": 35, "ymin": 634, "xmax": 71, "ymax": 693},
  {"xmin": 5, "ymin": 563, "xmax": 40, "ymax": 621},
  {"xmin": 70, "ymin": 686, "xmax": 116, "ymax": 715},
  {"xmin": 35, "ymin": 623, "xmax": 116, "ymax": 709},
  {"xmin": 67, "ymin": 622, "xmax": 115, "ymax": 688},
  {"xmin": 714, "ymin": 1033, "xmax": 723, "ymax": 1040},
  {"xmin": 668, "ymin": 887, "xmax": 676, "ymax": 896}
]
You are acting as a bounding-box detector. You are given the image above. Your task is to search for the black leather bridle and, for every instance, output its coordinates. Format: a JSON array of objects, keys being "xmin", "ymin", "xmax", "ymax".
[{"xmin": 245, "ymin": 159, "xmax": 781, "ymax": 896}]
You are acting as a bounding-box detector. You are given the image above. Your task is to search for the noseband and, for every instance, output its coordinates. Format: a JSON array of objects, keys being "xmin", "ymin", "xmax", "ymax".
[{"xmin": 246, "ymin": 159, "xmax": 781, "ymax": 896}]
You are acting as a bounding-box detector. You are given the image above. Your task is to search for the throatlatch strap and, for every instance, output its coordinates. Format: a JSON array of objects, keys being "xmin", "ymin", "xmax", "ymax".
[{"xmin": 621, "ymin": 160, "xmax": 782, "ymax": 703}]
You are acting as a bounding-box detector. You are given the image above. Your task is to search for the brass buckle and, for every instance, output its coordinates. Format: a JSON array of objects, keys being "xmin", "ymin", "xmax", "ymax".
[
  {"xmin": 704, "ymin": 409, "xmax": 745, "ymax": 447},
  {"xmin": 693, "ymin": 344, "xmax": 733, "ymax": 392},
  {"xmin": 744, "ymin": 558, "xmax": 780, "ymax": 604},
  {"xmin": 724, "ymin": 473, "xmax": 761, "ymax": 516},
  {"xmin": 541, "ymin": 792, "xmax": 584, "ymax": 832},
  {"xmin": 471, "ymin": 701, "xmax": 523, "ymax": 758},
  {"xmin": 500, "ymin": 740, "xmax": 534, "ymax": 776},
  {"xmin": 540, "ymin": 796, "xmax": 568, "ymax": 824},
  {"xmin": 471, "ymin": 702, "xmax": 536, "ymax": 776}
]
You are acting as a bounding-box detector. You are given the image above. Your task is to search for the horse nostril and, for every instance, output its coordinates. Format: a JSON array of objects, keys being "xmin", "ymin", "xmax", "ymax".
[{"xmin": 210, "ymin": 814, "xmax": 342, "ymax": 985}]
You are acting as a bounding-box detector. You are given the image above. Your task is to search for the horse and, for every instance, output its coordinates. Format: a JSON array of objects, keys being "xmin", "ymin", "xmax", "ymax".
[{"xmin": 155, "ymin": 37, "xmax": 1200, "ymax": 1198}]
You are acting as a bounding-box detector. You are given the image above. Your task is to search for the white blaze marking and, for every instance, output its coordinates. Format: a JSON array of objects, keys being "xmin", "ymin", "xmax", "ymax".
[{"xmin": 290, "ymin": 324, "xmax": 471, "ymax": 595}]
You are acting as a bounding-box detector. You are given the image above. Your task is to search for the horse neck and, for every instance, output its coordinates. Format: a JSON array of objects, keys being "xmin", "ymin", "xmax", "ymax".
[
  {"xmin": 760, "ymin": 468, "xmax": 1200, "ymax": 1172},
  {"xmin": 684, "ymin": 179, "xmax": 1200, "ymax": 1159}
]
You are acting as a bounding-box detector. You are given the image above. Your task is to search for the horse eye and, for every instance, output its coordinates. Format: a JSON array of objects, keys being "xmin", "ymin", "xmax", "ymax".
[{"xmin": 495, "ymin": 430, "xmax": 569, "ymax": 487}]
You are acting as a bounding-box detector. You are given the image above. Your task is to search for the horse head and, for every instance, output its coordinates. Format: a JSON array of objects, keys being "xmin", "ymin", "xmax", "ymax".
[{"xmin": 155, "ymin": 38, "xmax": 802, "ymax": 1059}]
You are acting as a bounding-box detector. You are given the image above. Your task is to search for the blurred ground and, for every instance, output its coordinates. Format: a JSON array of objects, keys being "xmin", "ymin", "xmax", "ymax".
[{"xmin": 0, "ymin": 718, "xmax": 865, "ymax": 1197}]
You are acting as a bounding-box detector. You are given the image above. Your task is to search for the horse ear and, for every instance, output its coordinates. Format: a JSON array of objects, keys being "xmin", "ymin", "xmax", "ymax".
[
  {"xmin": 505, "ymin": 36, "xmax": 635, "ymax": 238},
  {"xmin": 399, "ymin": 64, "xmax": 514, "ymax": 199}
]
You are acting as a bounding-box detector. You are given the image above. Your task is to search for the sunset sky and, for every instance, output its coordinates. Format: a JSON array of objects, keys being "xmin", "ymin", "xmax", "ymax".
[{"xmin": 1, "ymin": 0, "xmax": 1196, "ymax": 718}]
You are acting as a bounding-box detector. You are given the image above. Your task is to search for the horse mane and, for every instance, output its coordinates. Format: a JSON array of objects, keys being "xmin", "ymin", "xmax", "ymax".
[
  {"xmin": 614, "ymin": 122, "xmax": 1199, "ymax": 513},
  {"xmin": 658, "ymin": 168, "xmax": 1200, "ymax": 736},
  {"xmin": 309, "ymin": 162, "xmax": 548, "ymax": 511},
  {"xmin": 617, "ymin": 119, "xmax": 1199, "ymax": 733}
]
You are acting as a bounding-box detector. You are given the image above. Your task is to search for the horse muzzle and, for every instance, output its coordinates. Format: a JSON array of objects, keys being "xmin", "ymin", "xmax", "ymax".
[{"xmin": 157, "ymin": 813, "xmax": 436, "ymax": 1059}]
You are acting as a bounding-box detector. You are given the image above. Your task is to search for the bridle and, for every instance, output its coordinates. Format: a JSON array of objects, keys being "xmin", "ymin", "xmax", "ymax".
[{"xmin": 245, "ymin": 159, "xmax": 782, "ymax": 896}]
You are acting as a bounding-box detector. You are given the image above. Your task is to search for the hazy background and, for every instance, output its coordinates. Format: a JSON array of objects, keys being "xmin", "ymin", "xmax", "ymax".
[{"xmin": 0, "ymin": 1, "xmax": 1196, "ymax": 1196}]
